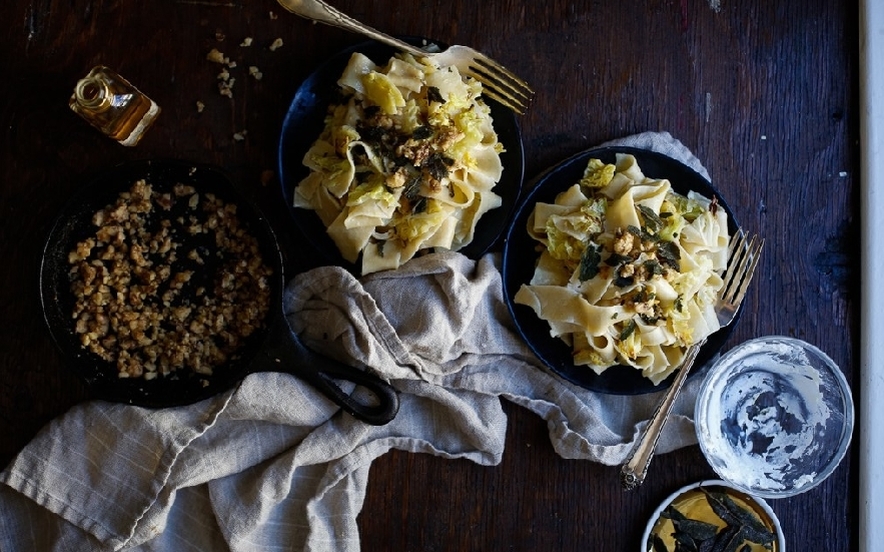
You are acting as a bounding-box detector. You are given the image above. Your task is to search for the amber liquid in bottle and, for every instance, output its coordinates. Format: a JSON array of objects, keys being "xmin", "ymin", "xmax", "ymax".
[{"xmin": 69, "ymin": 66, "xmax": 160, "ymax": 146}]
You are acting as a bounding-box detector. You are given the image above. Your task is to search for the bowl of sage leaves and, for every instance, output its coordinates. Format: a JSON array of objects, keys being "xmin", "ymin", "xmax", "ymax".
[{"xmin": 641, "ymin": 480, "xmax": 785, "ymax": 552}]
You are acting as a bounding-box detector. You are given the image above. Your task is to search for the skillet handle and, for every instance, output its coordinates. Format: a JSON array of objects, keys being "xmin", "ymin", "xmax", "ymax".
[{"xmin": 261, "ymin": 314, "xmax": 400, "ymax": 426}]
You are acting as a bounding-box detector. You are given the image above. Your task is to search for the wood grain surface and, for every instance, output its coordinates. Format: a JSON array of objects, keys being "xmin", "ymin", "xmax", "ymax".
[{"xmin": 0, "ymin": 0, "xmax": 858, "ymax": 550}]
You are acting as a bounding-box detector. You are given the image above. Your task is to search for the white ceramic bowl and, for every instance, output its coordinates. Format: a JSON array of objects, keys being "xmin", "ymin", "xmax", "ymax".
[
  {"xmin": 694, "ymin": 336, "xmax": 854, "ymax": 498},
  {"xmin": 641, "ymin": 480, "xmax": 786, "ymax": 552}
]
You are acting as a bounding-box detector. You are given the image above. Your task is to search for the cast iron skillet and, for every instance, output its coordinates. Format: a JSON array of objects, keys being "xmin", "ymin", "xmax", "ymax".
[{"xmin": 40, "ymin": 159, "xmax": 399, "ymax": 425}]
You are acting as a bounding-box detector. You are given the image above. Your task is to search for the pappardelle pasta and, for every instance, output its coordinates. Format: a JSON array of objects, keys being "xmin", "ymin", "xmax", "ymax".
[
  {"xmin": 292, "ymin": 50, "xmax": 505, "ymax": 275},
  {"xmin": 514, "ymin": 154, "xmax": 729, "ymax": 384}
]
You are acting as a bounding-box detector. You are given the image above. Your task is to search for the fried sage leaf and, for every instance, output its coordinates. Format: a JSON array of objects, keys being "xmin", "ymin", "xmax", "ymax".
[
  {"xmin": 652, "ymin": 534, "xmax": 670, "ymax": 552},
  {"xmin": 708, "ymin": 524, "xmax": 752, "ymax": 552},
  {"xmin": 676, "ymin": 518, "xmax": 720, "ymax": 543},
  {"xmin": 653, "ymin": 487, "xmax": 776, "ymax": 552},
  {"xmin": 638, "ymin": 204, "xmax": 664, "ymax": 233},
  {"xmin": 656, "ymin": 240, "xmax": 681, "ymax": 271},
  {"xmin": 700, "ymin": 488, "xmax": 775, "ymax": 547},
  {"xmin": 579, "ymin": 243, "xmax": 601, "ymax": 281}
]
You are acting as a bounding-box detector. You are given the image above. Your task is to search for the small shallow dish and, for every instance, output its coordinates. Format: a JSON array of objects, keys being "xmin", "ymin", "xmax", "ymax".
[
  {"xmin": 502, "ymin": 146, "xmax": 740, "ymax": 395},
  {"xmin": 277, "ymin": 37, "xmax": 525, "ymax": 273},
  {"xmin": 695, "ymin": 335, "xmax": 855, "ymax": 498},
  {"xmin": 641, "ymin": 480, "xmax": 786, "ymax": 552}
]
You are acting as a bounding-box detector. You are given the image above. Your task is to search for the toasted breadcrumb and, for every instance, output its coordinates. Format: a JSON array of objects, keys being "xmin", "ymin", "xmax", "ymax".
[
  {"xmin": 68, "ymin": 180, "xmax": 272, "ymax": 379},
  {"xmin": 218, "ymin": 77, "xmax": 235, "ymax": 98},
  {"xmin": 206, "ymin": 48, "xmax": 228, "ymax": 64},
  {"xmin": 269, "ymin": 38, "xmax": 283, "ymax": 51}
]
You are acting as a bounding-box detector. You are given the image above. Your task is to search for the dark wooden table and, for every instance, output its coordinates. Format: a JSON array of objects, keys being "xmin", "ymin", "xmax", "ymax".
[{"xmin": 0, "ymin": 1, "xmax": 858, "ymax": 550}]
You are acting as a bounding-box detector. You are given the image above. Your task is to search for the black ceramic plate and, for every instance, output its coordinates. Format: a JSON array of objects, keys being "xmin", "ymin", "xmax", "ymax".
[
  {"xmin": 502, "ymin": 147, "xmax": 741, "ymax": 395},
  {"xmin": 278, "ymin": 38, "xmax": 525, "ymax": 272}
]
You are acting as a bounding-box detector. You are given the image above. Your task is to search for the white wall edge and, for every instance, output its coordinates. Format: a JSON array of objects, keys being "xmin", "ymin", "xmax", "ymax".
[{"xmin": 858, "ymin": 1, "xmax": 882, "ymax": 550}]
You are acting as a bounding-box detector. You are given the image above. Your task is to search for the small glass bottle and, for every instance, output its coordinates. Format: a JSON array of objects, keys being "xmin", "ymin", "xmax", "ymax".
[{"xmin": 69, "ymin": 66, "xmax": 160, "ymax": 147}]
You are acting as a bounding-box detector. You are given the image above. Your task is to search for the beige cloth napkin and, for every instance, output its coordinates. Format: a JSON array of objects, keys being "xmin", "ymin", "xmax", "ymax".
[{"xmin": 0, "ymin": 131, "xmax": 710, "ymax": 551}]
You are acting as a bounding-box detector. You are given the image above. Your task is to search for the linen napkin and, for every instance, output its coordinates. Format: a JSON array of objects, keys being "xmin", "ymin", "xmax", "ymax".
[{"xmin": 0, "ymin": 131, "xmax": 711, "ymax": 551}]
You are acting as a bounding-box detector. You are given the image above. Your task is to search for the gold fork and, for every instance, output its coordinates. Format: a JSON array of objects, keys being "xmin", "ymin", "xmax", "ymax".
[
  {"xmin": 275, "ymin": 0, "xmax": 534, "ymax": 114},
  {"xmin": 620, "ymin": 231, "xmax": 764, "ymax": 491}
]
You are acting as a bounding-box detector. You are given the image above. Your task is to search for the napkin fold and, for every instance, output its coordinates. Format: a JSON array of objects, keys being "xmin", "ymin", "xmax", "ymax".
[{"xmin": 1, "ymin": 131, "xmax": 710, "ymax": 551}]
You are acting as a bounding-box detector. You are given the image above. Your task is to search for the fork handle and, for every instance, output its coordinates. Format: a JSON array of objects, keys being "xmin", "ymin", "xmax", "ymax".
[
  {"xmin": 279, "ymin": 0, "xmax": 425, "ymax": 57},
  {"xmin": 619, "ymin": 342, "xmax": 704, "ymax": 491}
]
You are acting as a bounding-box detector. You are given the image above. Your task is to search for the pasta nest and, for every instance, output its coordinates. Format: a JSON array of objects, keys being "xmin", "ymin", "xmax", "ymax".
[
  {"xmin": 514, "ymin": 154, "xmax": 730, "ymax": 384},
  {"xmin": 293, "ymin": 51, "xmax": 505, "ymax": 275}
]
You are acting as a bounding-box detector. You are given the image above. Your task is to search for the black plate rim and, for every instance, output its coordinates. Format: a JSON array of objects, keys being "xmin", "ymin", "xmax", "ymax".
[
  {"xmin": 502, "ymin": 146, "xmax": 742, "ymax": 395},
  {"xmin": 277, "ymin": 37, "xmax": 526, "ymax": 273}
]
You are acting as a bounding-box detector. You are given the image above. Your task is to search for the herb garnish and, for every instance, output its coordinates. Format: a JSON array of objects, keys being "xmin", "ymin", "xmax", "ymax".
[
  {"xmin": 412, "ymin": 125, "xmax": 433, "ymax": 140},
  {"xmin": 427, "ymin": 86, "xmax": 445, "ymax": 104},
  {"xmin": 579, "ymin": 243, "xmax": 601, "ymax": 281},
  {"xmin": 656, "ymin": 240, "xmax": 681, "ymax": 271},
  {"xmin": 402, "ymin": 175, "xmax": 428, "ymax": 213},
  {"xmin": 638, "ymin": 204, "xmax": 664, "ymax": 234},
  {"xmin": 605, "ymin": 253, "xmax": 632, "ymax": 266},
  {"xmin": 644, "ymin": 259, "xmax": 664, "ymax": 277},
  {"xmin": 614, "ymin": 273, "xmax": 635, "ymax": 288},
  {"xmin": 651, "ymin": 486, "xmax": 776, "ymax": 552},
  {"xmin": 627, "ymin": 224, "xmax": 644, "ymax": 239},
  {"xmin": 619, "ymin": 319, "xmax": 636, "ymax": 341},
  {"xmin": 403, "ymin": 175, "xmax": 423, "ymax": 202},
  {"xmin": 425, "ymin": 153, "xmax": 454, "ymax": 180},
  {"xmin": 674, "ymin": 295, "xmax": 685, "ymax": 313}
]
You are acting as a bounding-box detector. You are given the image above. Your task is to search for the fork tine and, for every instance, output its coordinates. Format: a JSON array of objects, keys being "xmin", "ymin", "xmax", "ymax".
[
  {"xmin": 475, "ymin": 83, "xmax": 529, "ymax": 115},
  {"xmin": 470, "ymin": 52, "xmax": 535, "ymax": 99},
  {"xmin": 463, "ymin": 52, "xmax": 534, "ymax": 114},
  {"xmin": 469, "ymin": 72, "xmax": 530, "ymax": 106},
  {"xmin": 464, "ymin": 66, "xmax": 533, "ymax": 113},
  {"xmin": 470, "ymin": 71, "xmax": 533, "ymax": 106},
  {"xmin": 721, "ymin": 233, "xmax": 762, "ymax": 306},
  {"xmin": 720, "ymin": 230, "xmax": 747, "ymax": 291},
  {"xmin": 730, "ymin": 236, "xmax": 764, "ymax": 308}
]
